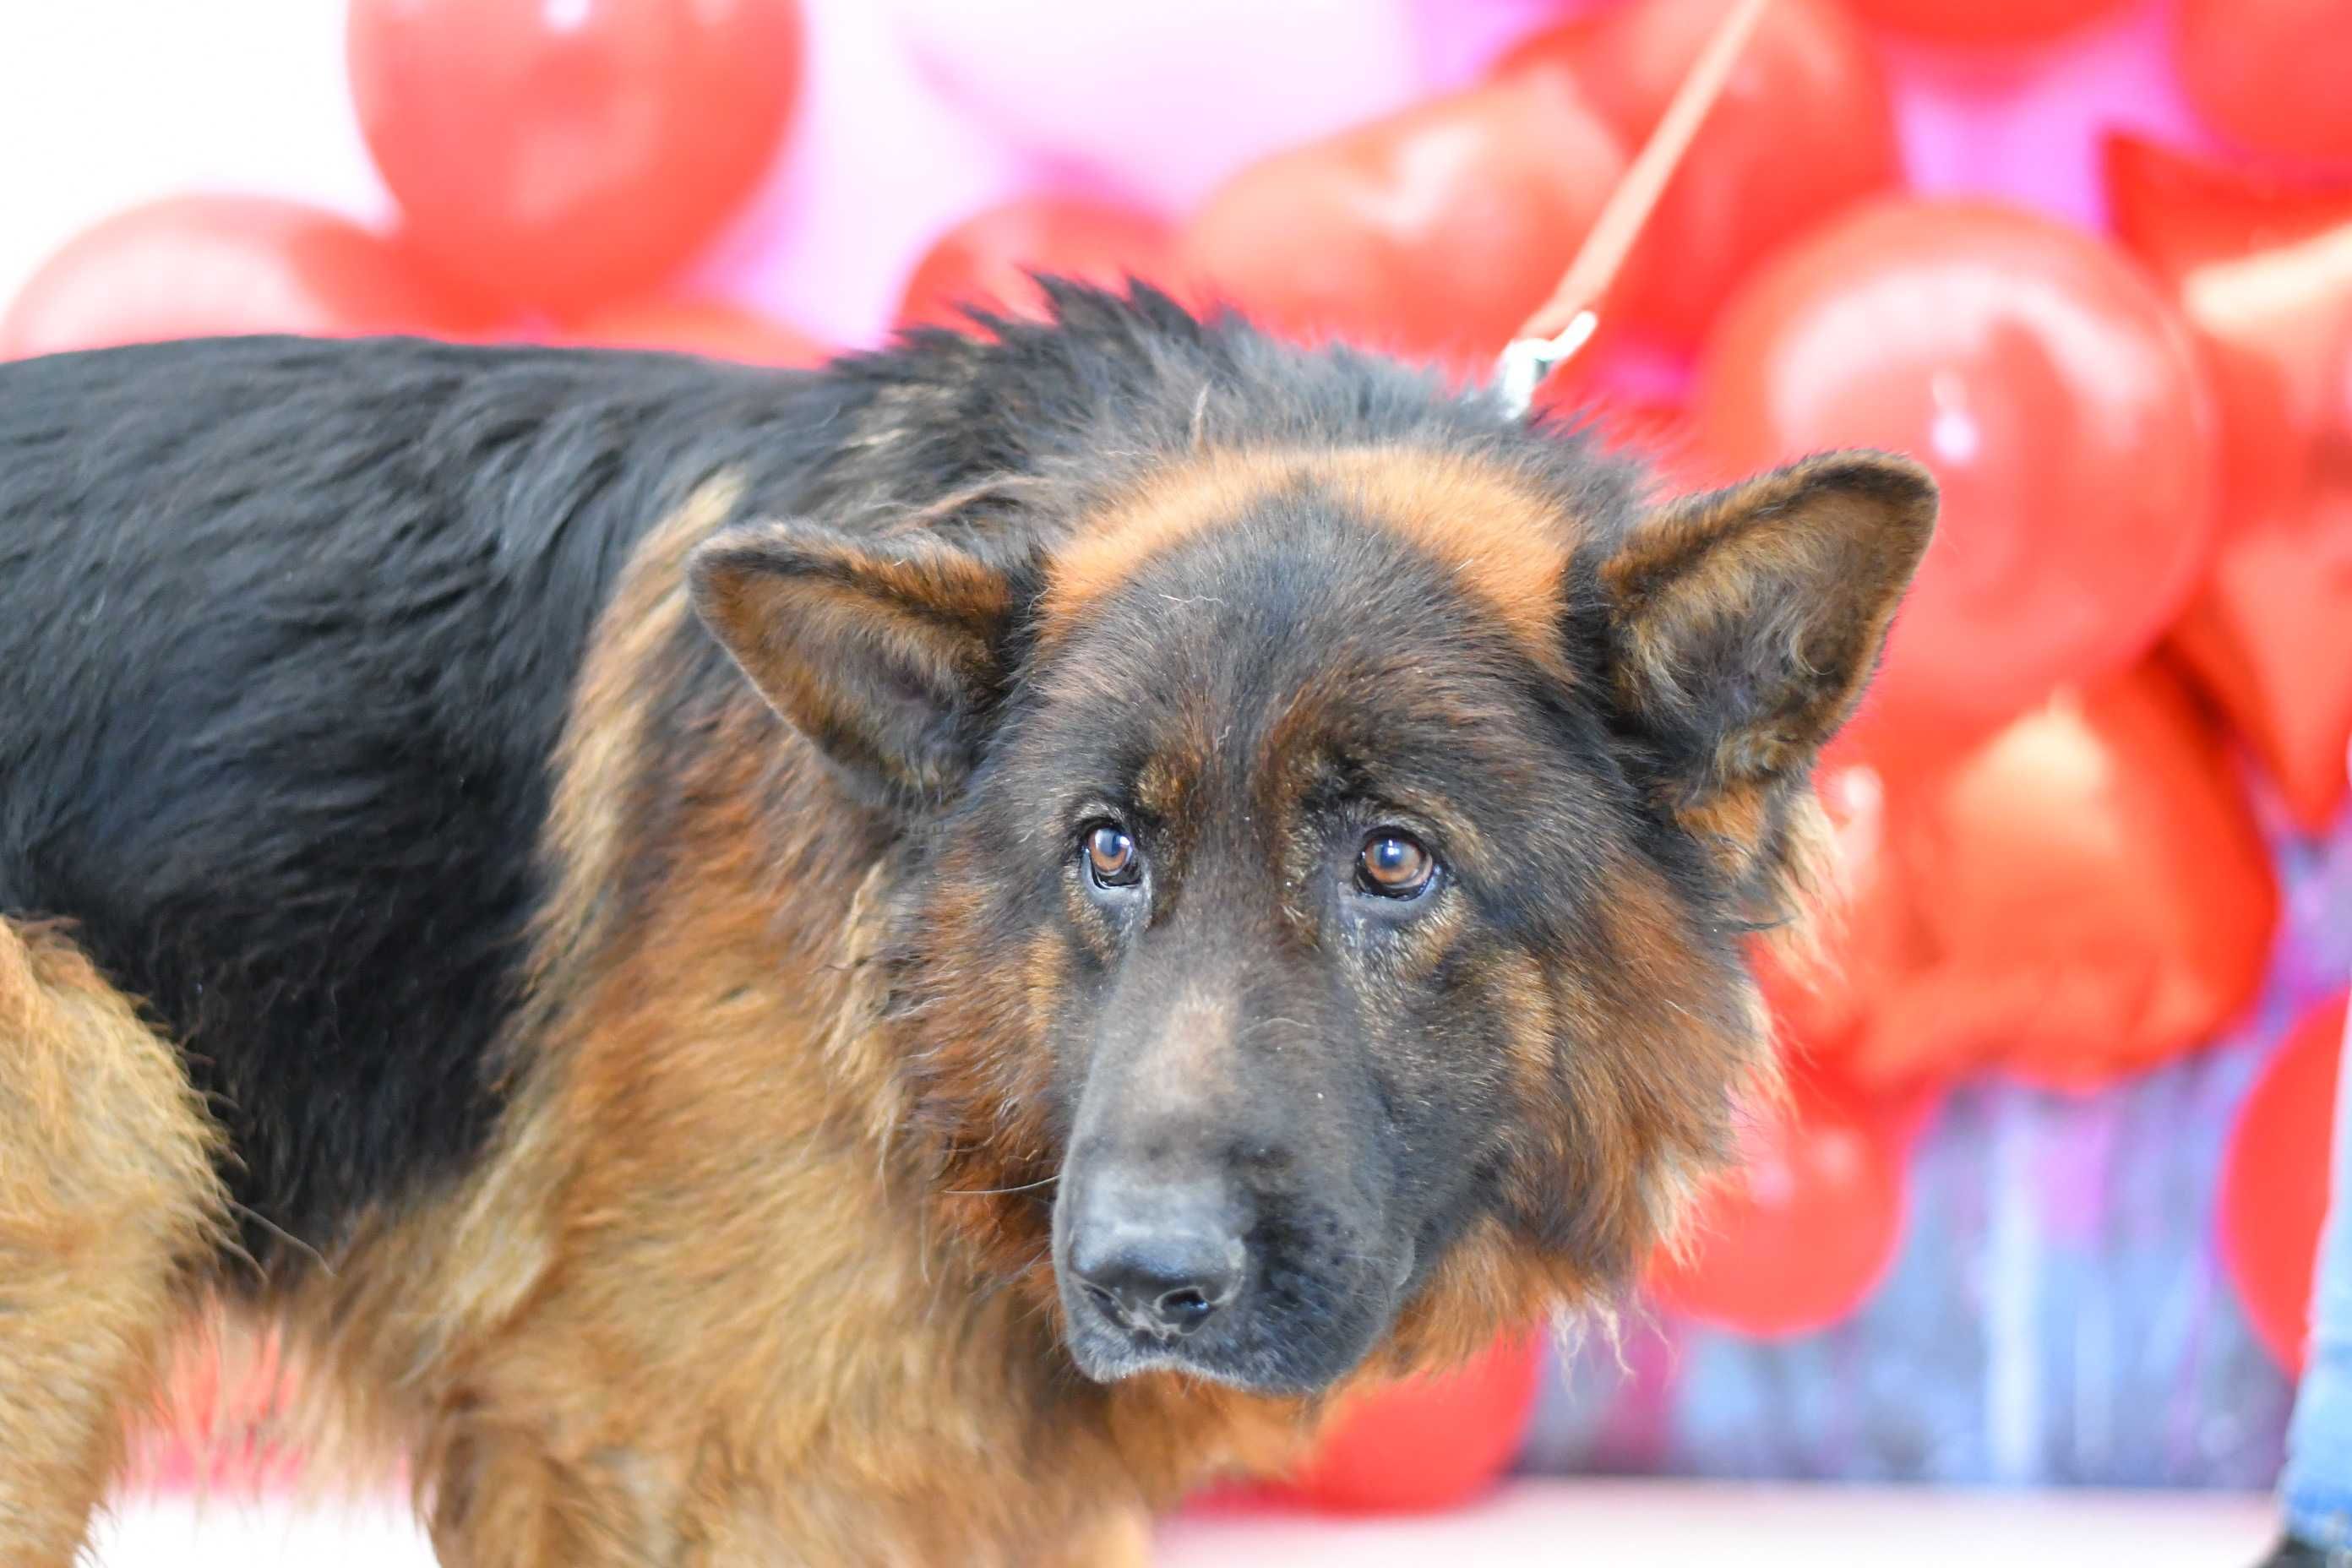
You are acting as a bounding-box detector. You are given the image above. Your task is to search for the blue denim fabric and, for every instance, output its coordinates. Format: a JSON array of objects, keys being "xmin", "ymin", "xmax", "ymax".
[{"xmin": 2284, "ymin": 1004, "xmax": 2352, "ymax": 1546}]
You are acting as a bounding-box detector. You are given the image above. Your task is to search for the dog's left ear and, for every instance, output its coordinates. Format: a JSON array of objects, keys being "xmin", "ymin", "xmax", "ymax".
[
  {"xmin": 1594, "ymin": 451, "xmax": 1936, "ymax": 828},
  {"xmin": 689, "ymin": 520, "xmax": 1028, "ymax": 814}
]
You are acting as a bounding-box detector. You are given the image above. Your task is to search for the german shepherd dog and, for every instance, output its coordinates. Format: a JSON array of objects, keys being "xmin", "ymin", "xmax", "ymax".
[{"xmin": 0, "ymin": 284, "xmax": 1931, "ymax": 1565}]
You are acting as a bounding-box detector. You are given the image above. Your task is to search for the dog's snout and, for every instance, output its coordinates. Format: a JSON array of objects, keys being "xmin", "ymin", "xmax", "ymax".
[{"xmin": 1068, "ymin": 1178, "xmax": 1245, "ymax": 1342}]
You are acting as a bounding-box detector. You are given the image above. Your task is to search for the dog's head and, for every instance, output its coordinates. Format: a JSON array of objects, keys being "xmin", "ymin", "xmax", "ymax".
[{"xmin": 691, "ymin": 435, "xmax": 1932, "ymax": 1396}]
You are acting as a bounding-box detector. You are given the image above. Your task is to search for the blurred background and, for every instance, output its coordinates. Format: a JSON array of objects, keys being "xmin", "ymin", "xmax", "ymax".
[{"xmin": 7, "ymin": 0, "xmax": 2350, "ymax": 1549}]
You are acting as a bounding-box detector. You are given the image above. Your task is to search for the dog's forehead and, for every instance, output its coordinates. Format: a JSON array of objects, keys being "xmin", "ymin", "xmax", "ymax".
[
  {"xmin": 993, "ymin": 444, "xmax": 1610, "ymax": 860},
  {"xmin": 1040, "ymin": 444, "xmax": 1582, "ymax": 679}
]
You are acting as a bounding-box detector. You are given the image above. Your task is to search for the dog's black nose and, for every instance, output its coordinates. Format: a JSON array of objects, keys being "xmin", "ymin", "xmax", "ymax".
[
  {"xmin": 1074, "ymin": 1233, "xmax": 1240, "ymax": 1338},
  {"xmin": 1068, "ymin": 1182, "xmax": 1244, "ymax": 1340}
]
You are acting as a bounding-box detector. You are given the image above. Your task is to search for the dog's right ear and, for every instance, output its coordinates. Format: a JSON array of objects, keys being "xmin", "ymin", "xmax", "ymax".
[{"xmin": 688, "ymin": 521, "xmax": 1027, "ymax": 813}]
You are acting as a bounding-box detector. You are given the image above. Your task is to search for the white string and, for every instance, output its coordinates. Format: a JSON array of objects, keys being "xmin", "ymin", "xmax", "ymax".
[
  {"xmin": 1491, "ymin": 0, "xmax": 1774, "ymax": 418},
  {"xmin": 1494, "ymin": 309, "xmax": 1599, "ymax": 419}
]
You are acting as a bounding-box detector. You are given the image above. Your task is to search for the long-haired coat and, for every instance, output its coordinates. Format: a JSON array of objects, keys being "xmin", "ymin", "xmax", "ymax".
[{"xmin": 0, "ymin": 285, "xmax": 1932, "ymax": 1565}]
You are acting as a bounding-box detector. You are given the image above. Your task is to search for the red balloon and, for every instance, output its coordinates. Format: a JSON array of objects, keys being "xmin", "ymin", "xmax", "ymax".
[
  {"xmin": 2178, "ymin": 0, "xmax": 2352, "ymax": 167},
  {"xmin": 898, "ymin": 199, "xmax": 1180, "ymax": 332},
  {"xmin": 2170, "ymin": 487, "xmax": 2352, "ymax": 831},
  {"xmin": 2106, "ymin": 136, "xmax": 2352, "ymax": 525},
  {"xmin": 0, "ymin": 195, "xmax": 485, "ymax": 359},
  {"xmin": 565, "ymin": 297, "xmax": 830, "ymax": 367},
  {"xmin": 1494, "ymin": 0, "xmax": 1898, "ymax": 350},
  {"xmin": 1181, "ymin": 76, "xmax": 1625, "ymax": 368},
  {"xmin": 1843, "ymin": 0, "xmax": 2128, "ymax": 43},
  {"xmin": 1859, "ymin": 663, "xmax": 2279, "ymax": 1092},
  {"xmin": 2104, "ymin": 139, "xmax": 2352, "ymax": 828},
  {"xmin": 1695, "ymin": 200, "xmax": 2220, "ymax": 754},
  {"xmin": 2221, "ymin": 994, "xmax": 2347, "ymax": 1374},
  {"xmin": 1647, "ymin": 1065, "xmax": 1909, "ymax": 1338},
  {"xmin": 1274, "ymin": 1333, "xmax": 1542, "ymax": 1513},
  {"xmin": 347, "ymin": 0, "xmax": 803, "ymax": 313},
  {"xmin": 2104, "ymin": 136, "xmax": 2352, "ymax": 339}
]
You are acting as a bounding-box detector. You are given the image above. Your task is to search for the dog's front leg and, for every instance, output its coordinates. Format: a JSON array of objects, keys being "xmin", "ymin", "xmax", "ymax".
[
  {"xmin": 1039, "ymin": 1505, "xmax": 1156, "ymax": 1568},
  {"xmin": 416, "ymin": 1350, "xmax": 1156, "ymax": 1568},
  {"xmin": 422, "ymin": 1411, "xmax": 691, "ymax": 1567}
]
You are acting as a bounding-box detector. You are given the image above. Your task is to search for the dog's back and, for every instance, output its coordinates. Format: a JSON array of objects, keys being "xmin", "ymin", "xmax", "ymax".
[
  {"xmin": 0, "ymin": 297, "xmax": 1464, "ymax": 1264},
  {"xmin": 0, "ymin": 335, "xmax": 838, "ymax": 1255}
]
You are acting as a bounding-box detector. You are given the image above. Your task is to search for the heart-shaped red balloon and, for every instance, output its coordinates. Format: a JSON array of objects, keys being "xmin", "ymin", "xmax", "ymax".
[
  {"xmin": 347, "ymin": 0, "xmax": 804, "ymax": 313},
  {"xmin": 897, "ymin": 199, "xmax": 1180, "ymax": 332},
  {"xmin": 2105, "ymin": 136, "xmax": 2352, "ymax": 525},
  {"xmin": 1182, "ymin": 75, "xmax": 1625, "ymax": 370},
  {"xmin": 2169, "ymin": 487, "xmax": 2352, "ymax": 830},
  {"xmin": 2220, "ymin": 993, "xmax": 2347, "ymax": 1375},
  {"xmin": 1859, "ymin": 662, "xmax": 2278, "ymax": 1093},
  {"xmin": 1, "ymin": 195, "xmax": 487, "ymax": 359},
  {"xmin": 2106, "ymin": 138, "xmax": 2352, "ymax": 827}
]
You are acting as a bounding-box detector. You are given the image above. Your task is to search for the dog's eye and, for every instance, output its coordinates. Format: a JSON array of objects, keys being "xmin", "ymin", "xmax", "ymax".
[
  {"xmin": 1083, "ymin": 823, "xmax": 1141, "ymax": 888},
  {"xmin": 1358, "ymin": 830, "xmax": 1436, "ymax": 898}
]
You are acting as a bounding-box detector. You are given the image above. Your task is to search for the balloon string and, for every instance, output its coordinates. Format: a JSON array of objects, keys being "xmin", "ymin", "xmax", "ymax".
[{"xmin": 1495, "ymin": 0, "xmax": 1773, "ymax": 413}]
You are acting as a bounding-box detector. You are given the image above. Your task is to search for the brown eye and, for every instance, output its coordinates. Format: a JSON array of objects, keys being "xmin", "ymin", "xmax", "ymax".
[
  {"xmin": 1358, "ymin": 830, "xmax": 1435, "ymax": 897},
  {"xmin": 1084, "ymin": 824, "xmax": 1141, "ymax": 888}
]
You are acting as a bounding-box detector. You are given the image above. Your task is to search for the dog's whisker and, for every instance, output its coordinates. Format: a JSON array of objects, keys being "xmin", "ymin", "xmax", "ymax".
[{"xmin": 942, "ymin": 1173, "xmax": 1061, "ymax": 1196}]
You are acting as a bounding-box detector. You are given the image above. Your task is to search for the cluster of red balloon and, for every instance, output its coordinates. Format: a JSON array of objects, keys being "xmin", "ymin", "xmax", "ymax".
[
  {"xmin": 913, "ymin": 0, "xmax": 2341, "ymax": 1489},
  {"xmin": 7, "ymin": 0, "xmax": 2349, "ymax": 1512},
  {"xmin": 1656, "ymin": 40, "xmax": 2348, "ymax": 1387},
  {"xmin": 0, "ymin": 0, "xmax": 821, "ymax": 364}
]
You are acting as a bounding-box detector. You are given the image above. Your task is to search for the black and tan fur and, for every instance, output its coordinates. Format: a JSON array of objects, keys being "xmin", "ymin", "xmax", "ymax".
[{"xmin": 0, "ymin": 284, "xmax": 1932, "ymax": 1564}]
